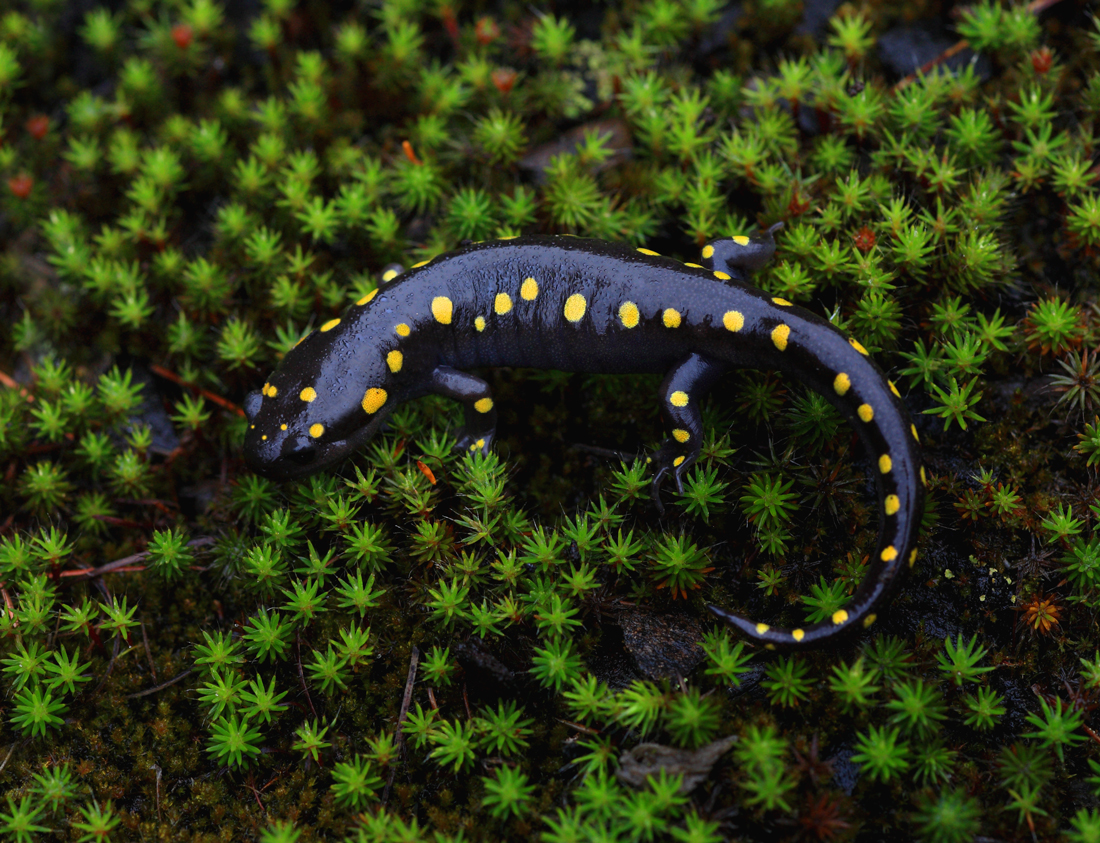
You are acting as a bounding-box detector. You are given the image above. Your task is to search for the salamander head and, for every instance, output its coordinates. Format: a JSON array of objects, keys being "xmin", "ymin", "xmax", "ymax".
[{"xmin": 243, "ymin": 330, "xmax": 391, "ymax": 481}]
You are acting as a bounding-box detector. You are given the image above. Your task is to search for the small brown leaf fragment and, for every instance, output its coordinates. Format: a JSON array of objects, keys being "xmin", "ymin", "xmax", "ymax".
[{"xmin": 617, "ymin": 735, "xmax": 737, "ymax": 793}]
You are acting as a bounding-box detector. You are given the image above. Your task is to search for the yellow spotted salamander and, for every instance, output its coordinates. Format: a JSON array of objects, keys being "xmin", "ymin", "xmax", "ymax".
[{"xmin": 243, "ymin": 228, "xmax": 923, "ymax": 649}]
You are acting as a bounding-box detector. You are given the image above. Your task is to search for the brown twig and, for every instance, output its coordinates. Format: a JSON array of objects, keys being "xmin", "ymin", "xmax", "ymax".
[
  {"xmin": 149, "ymin": 364, "xmax": 245, "ymax": 416},
  {"xmin": 892, "ymin": 40, "xmax": 972, "ymax": 92},
  {"xmin": 296, "ymin": 631, "xmax": 317, "ymax": 720},
  {"xmin": 93, "ymin": 636, "xmax": 122, "ymax": 697},
  {"xmin": 556, "ymin": 718, "xmax": 601, "ymax": 736},
  {"xmin": 60, "ymin": 537, "xmax": 215, "ymax": 580},
  {"xmin": 153, "ymin": 764, "xmax": 162, "ymax": 825},
  {"xmin": 246, "ymin": 774, "xmax": 269, "ymax": 816},
  {"xmin": 141, "ymin": 621, "xmax": 157, "ymax": 681},
  {"xmin": 0, "ymin": 742, "xmax": 18, "ymax": 776},
  {"xmin": 893, "ymin": 0, "xmax": 1067, "ymax": 92},
  {"xmin": 126, "ymin": 669, "xmax": 192, "ymax": 699},
  {"xmin": 0, "ymin": 368, "xmax": 33, "ymax": 402},
  {"xmin": 1083, "ymin": 723, "xmax": 1100, "ymax": 746},
  {"xmin": 384, "ymin": 645, "xmax": 419, "ymax": 806},
  {"xmin": 1, "ymin": 587, "xmax": 16, "ymax": 628}
]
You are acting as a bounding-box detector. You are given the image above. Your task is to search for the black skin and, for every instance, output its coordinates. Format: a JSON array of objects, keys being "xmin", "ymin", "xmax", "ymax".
[{"xmin": 244, "ymin": 225, "xmax": 923, "ymax": 649}]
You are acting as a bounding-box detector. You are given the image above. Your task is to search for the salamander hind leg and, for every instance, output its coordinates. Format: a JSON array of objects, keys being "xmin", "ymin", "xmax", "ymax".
[
  {"xmin": 651, "ymin": 353, "xmax": 726, "ymax": 505},
  {"xmin": 427, "ymin": 366, "xmax": 498, "ymax": 455},
  {"xmin": 702, "ymin": 221, "xmax": 784, "ymax": 277}
]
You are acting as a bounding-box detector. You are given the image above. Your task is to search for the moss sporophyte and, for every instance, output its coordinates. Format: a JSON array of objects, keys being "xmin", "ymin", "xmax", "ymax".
[{"xmin": 5, "ymin": 0, "xmax": 1100, "ymax": 838}]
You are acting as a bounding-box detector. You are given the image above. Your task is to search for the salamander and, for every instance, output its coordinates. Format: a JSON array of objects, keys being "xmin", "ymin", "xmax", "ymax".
[{"xmin": 243, "ymin": 228, "xmax": 924, "ymax": 649}]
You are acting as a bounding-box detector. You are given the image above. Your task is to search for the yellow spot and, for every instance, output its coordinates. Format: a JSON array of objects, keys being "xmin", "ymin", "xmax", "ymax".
[
  {"xmin": 832, "ymin": 609, "xmax": 849, "ymax": 625},
  {"xmin": 619, "ymin": 301, "xmax": 640, "ymax": 328},
  {"xmin": 470, "ymin": 442, "xmax": 478, "ymax": 451},
  {"xmin": 673, "ymin": 456, "xmax": 685, "ymax": 467},
  {"xmin": 885, "ymin": 494, "xmax": 900, "ymax": 516},
  {"xmin": 684, "ymin": 262, "xmax": 703, "ymax": 269},
  {"xmin": 382, "ymin": 268, "xmax": 399, "ymax": 282},
  {"xmin": 280, "ymin": 424, "xmax": 287, "ymax": 431},
  {"xmin": 495, "ymin": 293, "xmax": 513, "ymax": 315},
  {"xmin": 714, "ymin": 271, "xmax": 731, "ymax": 280},
  {"xmin": 475, "ymin": 315, "xmax": 486, "ymax": 332},
  {"xmin": 792, "ymin": 629, "xmax": 805, "ymax": 642},
  {"xmin": 732, "ymin": 235, "xmax": 750, "ymax": 246},
  {"xmin": 309, "ymin": 423, "xmax": 324, "ymax": 438},
  {"xmin": 765, "ymin": 643, "xmax": 776, "ymax": 650},
  {"xmin": 863, "ymin": 613, "xmax": 877, "ymax": 628},
  {"xmin": 300, "ymin": 387, "xmax": 317, "ymax": 403},
  {"xmin": 663, "ymin": 308, "xmax": 682, "ymax": 328},
  {"xmin": 432, "ymin": 296, "xmax": 453, "ymax": 324},
  {"xmin": 701, "ymin": 244, "xmax": 715, "ymax": 259},
  {"xmin": 387, "ymin": 350, "xmax": 403, "ymax": 373},
  {"xmin": 849, "ymin": 337, "xmax": 869, "ymax": 355},
  {"xmin": 475, "ymin": 438, "xmax": 485, "ymax": 449},
  {"xmin": 723, "ymin": 311, "xmax": 744, "ymax": 332},
  {"xmin": 637, "ymin": 247, "xmax": 660, "ymax": 256},
  {"xmin": 361, "ymin": 388, "xmax": 387, "ymax": 414},
  {"xmin": 474, "ymin": 397, "xmax": 493, "ymax": 413},
  {"xmin": 321, "ymin": 318, "xmax": 340, "ymax": 332},
  {"xmin": 889, "ymin": 380, "xmax": 901, "ymax": 397},
  {"xmin": 357, "ymin": 289, "xmax": 379, "ymax": 305},
  {"xmin": 670, "ymin": 391, "xmax": 689, "ymax": 407},
  {"xmin": 881, "ymin": 545, "xmax": 898, "ymax": 562},
  {"xmin": 920, "ymin": 466, "xmax": 928, "ymax": 486},
  {"xmin": 672, "ymin": 429, "xmax": 690, "ymax": 443},
  {"xmin": 833, "ymin": 373, "xmax": 851, "ymax": 396},
  {"xmin": 262, "ymin": 382, "xmax": 273, "ymax": 397},
  {"xmin": 411, "ymin": 259, "xmax": 429, "ymax": 268},
  {"xmin": 909, "ymin": 549, "xmax": 918, "ymax": 567},
  {"xmin": 771, "ymin": 324, "xmax": 790, "ymax": 351},
  {"xmin": 520, "ymin": 277, "xmax": 538, "ymax": 300},
  {"xmin": 858, "ymin": 403, "xmax": 874, "ymax": 422},
  {"xmin": 396, "ymin": 323, "xmax": 411, "ymax": 337},
  {"xmin": 911, "ymin": 425, "xmax": 919, "ymax": 442},
  {"xmin": 772, "ymin": 297, "xmax": 793, "ymax": 306},
  {"xmin": 878, "ymin": 454, "xmax": 893, "ymax": 474},
  {"xmin": 755, "ymin": 623, "xmax": 770, "ymax": 635},
  {"xmin": 499, "ymin": 235, "xmax": 517, "ymax": 240},
  {"xmin": 564, "ymin": 293, "xmax": 587, "ymax": 322}
]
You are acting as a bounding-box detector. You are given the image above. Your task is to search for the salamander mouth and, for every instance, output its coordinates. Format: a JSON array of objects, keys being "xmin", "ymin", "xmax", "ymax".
[
  {"xmin": 287, "ymin": 445, "xmax": 318, "ymax": 467},
  {"xmin": 245, "ymin": 437, "xmax": 349, "ymax": 481},
  {"xmin": 244, "ymin": 415, "xmax": 387, "ymax": 482}
]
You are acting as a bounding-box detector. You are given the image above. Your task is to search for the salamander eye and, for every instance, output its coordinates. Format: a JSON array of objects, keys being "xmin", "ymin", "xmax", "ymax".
[{"xmin": 287, "ymin": 446, "xmax": 317, "ymax": 466}]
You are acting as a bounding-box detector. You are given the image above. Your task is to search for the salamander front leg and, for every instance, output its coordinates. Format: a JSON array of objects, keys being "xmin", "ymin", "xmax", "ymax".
[
  {"xmin": 651, "ymin": 353, "xmax": 726, "ymax": 506},
  {"xmin": 427, "ymin": 366, "xmax": 498, "ymax": 455}
]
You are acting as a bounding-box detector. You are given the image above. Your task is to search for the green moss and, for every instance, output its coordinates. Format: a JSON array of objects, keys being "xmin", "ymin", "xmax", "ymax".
[{"xmin": 3, "ymin": 0, "xmax": 1100, "ymax": 839}]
